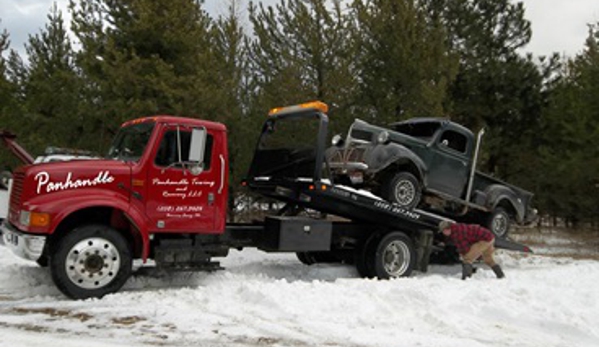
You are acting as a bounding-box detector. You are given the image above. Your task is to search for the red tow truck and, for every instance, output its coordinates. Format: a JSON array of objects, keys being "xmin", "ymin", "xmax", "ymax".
[{"xmin": 0, "ymin": 102, "xmax": 531, "ymax": 299}]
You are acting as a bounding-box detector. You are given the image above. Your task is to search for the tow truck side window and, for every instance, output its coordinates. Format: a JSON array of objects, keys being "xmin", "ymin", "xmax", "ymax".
[{"xmin": 155, "ymin": 130, "xmax": 213, "ymax": 169}]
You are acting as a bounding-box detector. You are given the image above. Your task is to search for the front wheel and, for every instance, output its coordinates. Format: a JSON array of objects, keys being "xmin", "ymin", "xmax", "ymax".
[
  {"xmin": 485, "ymin": 207, "xmax": 511, "ymax": 238},
  {"xmin": 382, "ymin": 172, "xmax": 421, "ymax": 209},
  {"xmin": 50, "ymin": 224, "xmax": 132, "ymax": 299}
]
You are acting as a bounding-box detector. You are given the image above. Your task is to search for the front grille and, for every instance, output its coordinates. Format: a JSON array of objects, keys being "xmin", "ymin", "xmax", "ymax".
[
  {"xmin": 345, "ymin": 147, "xmax": 365, "ymax": 162},
  {"xmin": 328, "ymin": 147, "xmax": 365, "ymax": 165},
  {"xmin": 9, "ymin": 171, "xmax": 24, "ymax": 222}
]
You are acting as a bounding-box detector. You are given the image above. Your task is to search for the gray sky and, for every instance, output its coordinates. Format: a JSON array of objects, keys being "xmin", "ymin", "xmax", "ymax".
[{"xmin": 1, "ymin": 0, "xmax": 599, "ymax": 58}]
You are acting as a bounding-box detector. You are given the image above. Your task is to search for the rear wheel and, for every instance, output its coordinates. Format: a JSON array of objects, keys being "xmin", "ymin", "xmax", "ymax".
[
  {"xmin": 382, "ymin": 172, "xmax": 421, "ymax": 209},
  {"xmin": 372, "ymin": 232, "xmax": 416, "ymax": 279},
  {"xmin": 356, "ymin": 232, "xmax": 416, "ymax": 279},
  {"xmin": 50, "ymin": 224, "xmax": 132, "ymax": 299}
]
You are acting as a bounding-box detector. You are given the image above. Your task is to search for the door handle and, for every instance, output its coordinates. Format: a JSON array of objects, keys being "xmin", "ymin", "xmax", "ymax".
[{"xmin": 208, "ymin": 193, "xmax": 215, "ymax": 205}]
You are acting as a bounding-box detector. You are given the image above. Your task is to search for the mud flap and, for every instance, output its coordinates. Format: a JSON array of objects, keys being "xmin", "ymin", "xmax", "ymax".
[
  {"xmin": 494, "ymin": 237, "xmax": 533, "ymax": 253},
  {"xmin": 415, "ymin": 229, "xmax": 434, "ymax": 272}
]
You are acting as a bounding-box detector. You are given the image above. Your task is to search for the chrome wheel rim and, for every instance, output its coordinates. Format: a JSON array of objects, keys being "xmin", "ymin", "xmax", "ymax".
[
  {"xmin": 394, "ymin": 180, "xmax": 416, "ymax": 206},
  {"xmin": 65, "ymin": 237, "xmax": 121, "ymax": 289},
  {"xmin": 492, "ymin": 213, "xmax": 508, "ymax": 237},
  {"xmin": 383, "ymin": 240, "xmax": 410, "ymax": 277}
]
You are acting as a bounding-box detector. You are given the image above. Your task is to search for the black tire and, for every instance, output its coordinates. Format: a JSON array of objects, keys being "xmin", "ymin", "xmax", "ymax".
[
  {"xmin": 296, "ymin": 251, "xmax": 340, "ymax": 265},
  {"xmin": 296, "ymin": 252, "xmax": 317, "ymax": 265},
  {"xmin": 355, "ymin": 234, "xmax": 378, "ymax": 278},
  {"xmin": 372, "ymin": 232, "xmax": 416, "ymax": 279},
  {"xmin": 485, "ymin": 207, "xmax": 511, "ymax": 238},
  {"xmin": 50, "ymin": 224, "xmax": 132, "ymax": 299},
  {"xmin": 382, "ymin": 172, "xmax": 421, "ymax": 209},
  {"xmin": 36, "ymin": 255, "xmax": 49, "ymax": 267}
]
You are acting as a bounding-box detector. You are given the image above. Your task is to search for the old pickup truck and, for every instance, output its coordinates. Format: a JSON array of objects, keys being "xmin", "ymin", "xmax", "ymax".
[{"xmin": 326, "ymin": 118, "xmax": 537, "ymax": 237}]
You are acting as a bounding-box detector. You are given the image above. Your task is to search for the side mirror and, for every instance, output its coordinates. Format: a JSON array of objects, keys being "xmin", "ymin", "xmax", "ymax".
[
  {"xmin": 331, "ymin": 134, "xmax": 344, "ymax": 147},
  {"xmin": 188, "ymin": 128, "xmax": 207, "ymax": 175}
]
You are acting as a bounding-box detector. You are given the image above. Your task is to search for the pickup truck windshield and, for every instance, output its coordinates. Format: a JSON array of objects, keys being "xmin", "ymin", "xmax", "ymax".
[
  {"xmin": 107, "ymin": 122, "xmax": 155, "ymax": 161},
  {"xmin": 391, "ymin": 122, "xmax": 441, "ymax": 141}
]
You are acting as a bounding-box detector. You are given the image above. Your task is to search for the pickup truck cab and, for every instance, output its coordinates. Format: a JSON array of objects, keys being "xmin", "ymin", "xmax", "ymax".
[{"xmin": 327, "ymin": 118, "xmax": 537, "ymax": 237}]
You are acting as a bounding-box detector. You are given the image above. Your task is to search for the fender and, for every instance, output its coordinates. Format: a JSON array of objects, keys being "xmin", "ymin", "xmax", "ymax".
[
  {"xmin": 366, "ymin": 143, "xmax": 427, "ymax": 183},
  {"xmin": 483, "ymin": 184, "xmax": 525, "ymax": 222},
  {"xmin": 27, "ymin": 188, "xmax": 151, "ymax": 259}
]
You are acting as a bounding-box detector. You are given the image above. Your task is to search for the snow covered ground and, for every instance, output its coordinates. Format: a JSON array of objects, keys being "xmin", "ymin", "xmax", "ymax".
[{"xmin": 1, "ymin": 230, "xmax": 598, "ymax": 347}]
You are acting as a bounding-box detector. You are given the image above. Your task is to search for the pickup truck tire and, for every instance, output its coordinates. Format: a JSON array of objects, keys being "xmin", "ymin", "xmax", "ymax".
[
  {"xmin": 372, "ymin": 232, "xmax": 416, "ymax": 279},
  {"xmin": 50, "ymin": 224, "xmax": 132, "ymax": 299},
  {"xmin": 383, "ymin": 172, "xmax": 421, "ymax": 209},
  {"xmin": 486, "ymin": 207, "xmax": 511, "ymax": 238}
]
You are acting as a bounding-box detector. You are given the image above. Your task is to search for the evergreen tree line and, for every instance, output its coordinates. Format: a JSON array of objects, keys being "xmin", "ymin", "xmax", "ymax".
[{"xmin": 0, "ymin": 0, "xmax": 597, "ymax": 227}]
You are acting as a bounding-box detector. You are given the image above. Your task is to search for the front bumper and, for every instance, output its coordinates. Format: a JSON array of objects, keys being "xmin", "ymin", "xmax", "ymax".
[{"xmin": 0, "ymin": 220, "xmax": 46, "ymax": 261}]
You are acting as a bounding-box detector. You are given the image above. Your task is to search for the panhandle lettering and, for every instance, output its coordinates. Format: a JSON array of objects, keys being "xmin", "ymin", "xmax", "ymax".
[{"xmin": 35, "ymin": 171, "xmax": 115, "ymax": 194}]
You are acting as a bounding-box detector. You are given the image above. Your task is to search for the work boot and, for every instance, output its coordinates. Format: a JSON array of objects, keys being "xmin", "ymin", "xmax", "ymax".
[
  {"xmin": 491, "ymin": 264, "xmax": 505, "ymax": 279},
  {"xmin": 461, "ymin": 263, "xmax": 473, "ymax": 280}
]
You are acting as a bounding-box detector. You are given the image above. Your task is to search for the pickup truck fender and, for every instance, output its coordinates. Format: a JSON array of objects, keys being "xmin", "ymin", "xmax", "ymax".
[
  {"xmin": 483, "ymin": 184, "xmax": 526, "ymax": 223},
  {"xmin": 366, "ymin": 143, "xmax": 427, "ymax": 183},
  {"xmin": 33, "ymin": 189, "xmax": 150, "ymax": 259}
]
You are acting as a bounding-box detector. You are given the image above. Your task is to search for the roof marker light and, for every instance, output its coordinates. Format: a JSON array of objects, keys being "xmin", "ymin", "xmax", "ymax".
[{"xmin": 268, "ymin": 101, "xmax": 329, "ymax": 116}]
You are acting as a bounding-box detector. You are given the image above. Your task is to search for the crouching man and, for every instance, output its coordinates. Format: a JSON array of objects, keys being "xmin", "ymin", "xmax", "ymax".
[{"xmin": 438, "ymin": 221, "xmax": 505, "ymax": 280}]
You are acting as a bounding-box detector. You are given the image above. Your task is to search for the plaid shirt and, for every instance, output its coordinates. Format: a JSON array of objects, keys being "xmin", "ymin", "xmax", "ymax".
[{"xmin": 446, "ymin": 223, "xmax": 495, "ymax": 254}]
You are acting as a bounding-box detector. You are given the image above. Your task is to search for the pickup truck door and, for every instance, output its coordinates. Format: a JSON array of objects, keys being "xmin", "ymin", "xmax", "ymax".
[
  {"xmin": 144, "ymin": 126, "xmax": 217, "ymax": 233},
  {"xmin": 427, "ymin": 129, "xmax": 470, "ymax": 198}
]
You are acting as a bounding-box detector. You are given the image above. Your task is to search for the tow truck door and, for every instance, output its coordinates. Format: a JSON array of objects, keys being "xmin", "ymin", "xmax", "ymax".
[{"xmin": 144, "ymin": 125, "xmax": 219, "ymax": 233}]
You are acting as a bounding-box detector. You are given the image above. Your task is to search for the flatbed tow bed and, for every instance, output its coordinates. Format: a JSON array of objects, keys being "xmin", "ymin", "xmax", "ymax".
[{"xmin": 229, "ymin": 103, "xmax": 532, "ymax": 278}]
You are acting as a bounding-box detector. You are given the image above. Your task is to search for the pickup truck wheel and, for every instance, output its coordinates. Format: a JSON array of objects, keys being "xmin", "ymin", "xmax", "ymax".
[
  {"xmin": 372, "ymin": 232, "xmax": 416, "ymax": 279},
  {"xmin": 486, "ymin": 207, "xmax": 511, "ymax": 238},
  {"xmin": 383, "ymin": 172, "xmax": 421, "ymax": 209},
  {"xmin": 50, "ymin": 224, "xmax": 132, "ymax": 299}
]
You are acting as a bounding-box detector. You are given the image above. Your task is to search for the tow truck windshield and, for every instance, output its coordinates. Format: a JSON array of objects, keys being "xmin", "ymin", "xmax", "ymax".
[{"xmin": 107, "ymin": 122, "xmax": 155, "ymax": 161}]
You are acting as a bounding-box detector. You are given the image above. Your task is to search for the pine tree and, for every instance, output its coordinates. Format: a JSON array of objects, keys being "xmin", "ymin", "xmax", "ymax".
[
  {"xmin": 19, "ymin": 4, "xmax": 83, "ymax": 153},
  {"xmin": 70, "ymin": 0, "xmax": 219, "ymax": 152},
  {"xmin": 212, "ymin": 0, "xmax": 253, "ymax": 219},
  {"xmin": 349, "ymin": 0, "xmax": 458, "ymax": 125},
  {"xmin": 423, "ymin": 0, "xmax": 542, "ymax": 182},
  {"xmin": 538, "ymin": 24, "xmax": 599, "ymax": 226},
  {"xmin": 0, "ymin": 27, "xmax": 22, "ymax": 169},
  {"xmin": 247, "ymin": 0, "xmax": 358, "ymax": 133}
]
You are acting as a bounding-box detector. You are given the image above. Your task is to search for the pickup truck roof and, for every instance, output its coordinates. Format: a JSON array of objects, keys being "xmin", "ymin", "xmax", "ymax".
[{"xmin": 389, "ymin": 117, "xmax": 474, "ymax": 142}]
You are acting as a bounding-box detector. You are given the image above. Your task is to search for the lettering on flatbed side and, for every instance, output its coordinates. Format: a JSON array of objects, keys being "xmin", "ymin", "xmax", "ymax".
[
  {"xmin": 373, "ymin": 200, "xmax": 421, "ymax": 220},
  {"xmin": 329, "ymin": 186, "xmax": 421, "ymax": 220}
]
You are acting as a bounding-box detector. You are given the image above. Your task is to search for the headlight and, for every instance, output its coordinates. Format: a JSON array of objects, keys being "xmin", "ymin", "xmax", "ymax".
[
  {"xmin": 19, "ymin": 210, "xmax": 50, "ymax": 227},
  {"xmin": 19, "ymin": 211, "xmax": 30, "ymax": 226},
  {"xmin": 331, "ymin": 134, "xmax": 344, "ymax": 147},
  {"xmin": 377, "ymin": 131, "xmax": 390, "ymax": 144}
]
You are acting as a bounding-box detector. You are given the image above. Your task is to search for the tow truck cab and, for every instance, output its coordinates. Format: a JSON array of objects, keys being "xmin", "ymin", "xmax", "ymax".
[{"xmin": 2, "ymin": 116, "xmax": 229, "ymax": 262}]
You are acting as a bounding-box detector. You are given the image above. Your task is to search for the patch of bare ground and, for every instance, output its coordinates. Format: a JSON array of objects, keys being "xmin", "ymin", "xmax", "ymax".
[
  {"xmin": 112, "ymin": 315, "xmax": 147, "ymax": 326},
  {"xmin": 11, "ymin": 307, "xmax": 93, "ymax": 322},
  {"xmin": 511, "ymin": 227, "xmax": 599, "ymax": 260}
]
